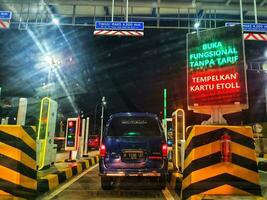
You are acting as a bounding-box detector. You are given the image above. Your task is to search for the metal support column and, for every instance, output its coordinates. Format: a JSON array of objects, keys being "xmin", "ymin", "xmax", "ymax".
[
  {"xmin": 100, "ymin": 96, "xmax": 105, "ymax": 145},
  {"xmin": 126, "ymin": 0, "xmax": 129, "ymax": 22},
  {"xmin": 84, "ymin": 117, "xmax": 89, "ymax": 155},
  {"xmin": 111, "ymin": 0, "xmax": 115, "ymax": 21},
  {"xmin": 253, "ymin": 0, "xmax": 258, "ymax": 23}
]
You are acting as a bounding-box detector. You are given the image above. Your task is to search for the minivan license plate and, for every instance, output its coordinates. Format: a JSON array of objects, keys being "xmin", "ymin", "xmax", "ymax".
[{"xmin": 123, "ymin": 151, "xmax": 144, "ymax": 160}]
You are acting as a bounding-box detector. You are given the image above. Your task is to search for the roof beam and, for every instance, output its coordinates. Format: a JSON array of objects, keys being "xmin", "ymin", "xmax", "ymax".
[
  {"xmin": 104, "ymin": 6, "xmax": 109, "ymax": 16},
  {"xmin": 1, "ymin": 0, "xmax": 267, "ymax": 12},
  {"xmin": 260, "ymin": 0, "xmax": 267, "ymax": 7},
  {"xmin": 225, "ymin": 0, "xmax": 232, "ymax": 6}
]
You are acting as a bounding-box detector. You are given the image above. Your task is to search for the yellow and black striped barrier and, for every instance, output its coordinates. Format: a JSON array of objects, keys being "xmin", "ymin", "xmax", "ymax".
[
  {"xmin": 0, "ymin": 125, "xmax": 37, "ymax": 198},
  {"xmin": 182, "ymin": 125, "xmax": 261, "ymax": 200},
  {"xmin": 37, "ymin": 156, "xmax": 99, "ymax": 192}
]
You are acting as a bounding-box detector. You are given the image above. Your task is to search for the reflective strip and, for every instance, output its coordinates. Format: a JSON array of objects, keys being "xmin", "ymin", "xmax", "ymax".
[
  {"xmin": 186, "ymin": 126, "xmax": 253, "ymax": 150},
  {"xmin": 77, "ymin": 163, "xmax": 83, "ymax": 174},
  {"xmin": 186, "ymin": 126, "xmax": 219, "ymax": 149},
  {"xmin": 90, "ymin": 158, "xmax": 95, "ymax": 166},
  {"xmin": 105, "ymin": 172, "xmax": 160, "ymax": 177},
  {"xmin": 84, "ymin": 160, "xmax": 90, "ymax": 168},
  {"xmin": 106, "ymin": 173, "xmax": 125, "ymax": 176},
  {"xmin": 244, "ymin": 33, "xmax": 267, "ymax": 41},
  {"xmin": 94, "ymin": 30, "xmax": 144, "ymax": 37},
  {"xmin": 59, "ymin": 168, "xmax": 73, "ymax": 179},
  {"xmin": 184, "ymin": 140, "xmax": 220, "ymax": 170},
  {"xmin": 203, "ymin": 184, "xmax": 250, "ymax": 195},
  {"xmin": 96, "ymin": 156, "xmax": 100, "ymax": 163},
  {"xmin": 0, "ymin": 126, "xmax": 35, "ymax": 151},
  {"xmin": 0, "ymin": 142, "xmax": 36, "ymax": 170},
  {"xmin": 0, "ymin": 165, "xmax": 37, "ymax": 190},
  {"xmin": 42, "ymin": 174, "xmax": 59, "ymax": 190},
  {"xmin": 231, "ymin": 142, "xmax": 257, "ymax": 161},
  {"xmin": 170, "ymin": 172, "xmax": 182, "ymax": 189},
  {"xmin": 182, "ymin": 163, "xmax": 260, "ymax": 190},
  {"xmin": 0, "ymin": 20, "xmax": 9, "ymax": 29}
]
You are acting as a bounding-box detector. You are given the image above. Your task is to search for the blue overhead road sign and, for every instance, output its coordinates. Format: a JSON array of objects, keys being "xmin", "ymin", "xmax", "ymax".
[
  {"xmin": 225, "ymin": 22, "xmax": 267, "ymax": 32},
  {"xmin": 0, "ymin": 11, "xmax": 12, "ymax": 20},
  {"xmin": 95, "ymin": 21, "xmax": 144, "ymax": 31}
]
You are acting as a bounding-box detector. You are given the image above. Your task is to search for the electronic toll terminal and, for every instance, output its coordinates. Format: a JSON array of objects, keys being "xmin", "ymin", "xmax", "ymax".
[{"xmin": 171, "ymin": 25, "xmax": 263, "ymax": 200}]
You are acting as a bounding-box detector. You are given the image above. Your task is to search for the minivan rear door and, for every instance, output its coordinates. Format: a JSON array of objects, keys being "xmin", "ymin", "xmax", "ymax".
[{"xmin": 103, "ymin": 116, "xmax": 165, "ymax": 169}]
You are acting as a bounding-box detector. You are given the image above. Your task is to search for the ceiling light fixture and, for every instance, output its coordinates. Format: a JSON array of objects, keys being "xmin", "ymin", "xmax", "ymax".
[
  {"xmin": 52, "ymin": 18, "xmax": 60, "ymax": 25},
  {"xmin": 194, "ymin": 21, "xmax": 200, "ymax": 29}
]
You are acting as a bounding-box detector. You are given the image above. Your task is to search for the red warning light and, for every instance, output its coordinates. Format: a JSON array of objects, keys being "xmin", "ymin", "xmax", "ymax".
[{"xmin": 68, "ymin": 121, "xmax": 74, "ymax": 127}]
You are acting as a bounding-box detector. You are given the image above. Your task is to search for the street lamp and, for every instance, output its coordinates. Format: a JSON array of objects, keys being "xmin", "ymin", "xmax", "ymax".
[
  {"xmin": 93, "ymin": 103, "xmax": 101, "ymax": 134},
  {"xmin": 100, "ymin": 96, "xmax": 107, "ymax": 145},
  {"xmin": 93, "ymin": 96, "xmax": 107, "ymax": 144}
]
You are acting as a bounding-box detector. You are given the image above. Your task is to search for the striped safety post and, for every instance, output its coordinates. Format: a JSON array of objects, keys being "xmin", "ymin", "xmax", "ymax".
[
  {"xmin": 181, "ymin": 125, "xmax": 262, "ymax": 200},
  {"xmin": 0, "ymin": 125, "xmax": 37, "ymax": 198},
  {"xmin": 37, "ymin": 156, "xmax": 100, "ymax": 193},
  {"xmin": 94, "ymin": 30, "xmax": 144, "ymax": 37}
]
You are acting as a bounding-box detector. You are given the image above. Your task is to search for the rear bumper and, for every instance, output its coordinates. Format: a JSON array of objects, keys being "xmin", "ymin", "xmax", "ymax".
[
  {"xmin": 100, "ymin": 171, "xmax": 162, "ymax": 177},
  {"xmin": 99, "ymin": 157, "xmax": 168, "ymax": 177}
]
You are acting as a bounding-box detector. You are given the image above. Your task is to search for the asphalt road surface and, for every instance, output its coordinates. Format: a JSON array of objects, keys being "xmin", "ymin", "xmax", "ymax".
[{"xmin": 40, "ymin": 164, "xmax": 178, "ymax": 200}]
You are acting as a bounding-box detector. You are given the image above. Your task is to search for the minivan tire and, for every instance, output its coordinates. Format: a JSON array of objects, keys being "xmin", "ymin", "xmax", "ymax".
[
  {"xmin": 158, "ymin": 175, "xmax": 167, "ymax": 189},
  {"xmin": 101, "ymin": 177, "xmax": 112, "ymax": 190}
]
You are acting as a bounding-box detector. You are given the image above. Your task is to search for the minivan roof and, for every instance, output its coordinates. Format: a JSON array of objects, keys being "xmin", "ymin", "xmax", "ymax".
[{"xmin": 109, "ymin": 112, "xmax": 158, "ymax": 119}]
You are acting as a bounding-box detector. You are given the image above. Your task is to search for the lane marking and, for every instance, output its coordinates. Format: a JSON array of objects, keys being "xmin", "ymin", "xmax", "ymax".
[
  {"xmin": 39, "ymin": 164, "xmax": 99, "ymax": 200},
  {"xmin": 162, "ymin": 187, "xmax": 177, "ymax": 200}
]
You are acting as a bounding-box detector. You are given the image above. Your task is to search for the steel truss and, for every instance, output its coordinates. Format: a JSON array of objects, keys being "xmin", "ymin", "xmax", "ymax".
[{"xmin": 0, "ymin": 0, "xmax": 266, "ymax": 30}]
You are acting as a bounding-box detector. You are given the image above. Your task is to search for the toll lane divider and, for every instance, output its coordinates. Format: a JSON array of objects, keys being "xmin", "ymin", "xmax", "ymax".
[
  {"xmin": 0, "ymin": 125, "xmax": 37, "ymax": 199},
  {"xmin": 168, "ymin": 171, "xmax": 182, "ymax": 196},
  {"xmin": 37, "ymin": 156, "xmax": 99, "ymax": 193},
  {"xmin": 181, "ymin": 125, "xmax": 262, "ymax": 200},
  {"xmin": 257, "ymin": 153, "xmax": 267, "ymax": 171}
]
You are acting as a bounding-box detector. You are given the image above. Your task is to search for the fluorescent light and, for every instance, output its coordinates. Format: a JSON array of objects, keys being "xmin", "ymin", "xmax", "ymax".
[
  {"xmin": 52, "ymin": 18, "xmax": 60, "ymax": 25},
  {"xmin": 194, "ymin": 21, "xmax": 200, "ymax": 29}
]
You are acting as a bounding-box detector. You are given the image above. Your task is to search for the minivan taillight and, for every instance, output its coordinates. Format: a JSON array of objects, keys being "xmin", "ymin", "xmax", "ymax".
[
  {"xmin": 162, "ymin": 144, "xmax": 168, "ymax": 157},
  {"xmin": 100, "ymin": 144, "xmax": 106, "ymax": 157}
]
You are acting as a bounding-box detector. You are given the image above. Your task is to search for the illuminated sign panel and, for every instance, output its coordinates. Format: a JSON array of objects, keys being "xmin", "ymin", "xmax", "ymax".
[
  {"xmin": 65, "ymin": 118, "xmax": 79, "ymax": 151},
  {"xmin": 66, "ymin": 120, "xmax": 77, "ymax": 147},
  {"xmin": 187, "ymin": 26, "xmax": 247, "ymax": 108}
]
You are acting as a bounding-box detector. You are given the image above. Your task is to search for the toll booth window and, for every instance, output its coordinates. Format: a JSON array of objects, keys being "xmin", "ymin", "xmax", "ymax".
[{"xmin": 107, "ymin": 117, "xmax": 161, "ymax": 137}]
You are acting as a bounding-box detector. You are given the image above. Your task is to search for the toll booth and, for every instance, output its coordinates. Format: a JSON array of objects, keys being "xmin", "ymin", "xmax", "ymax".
[
  {"xmin": 36, "ymin": 97, "xmax": 58, "ymax": 170},
  {"xmin": 172, "ymin": 109, "xmax": 185, "ymax": 172}
]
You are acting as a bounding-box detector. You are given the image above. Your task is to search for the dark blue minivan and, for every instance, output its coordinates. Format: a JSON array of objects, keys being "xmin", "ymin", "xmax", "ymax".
[{"xmin": 99, "ymin": 112, "xmax": 168, "ymax": 190}]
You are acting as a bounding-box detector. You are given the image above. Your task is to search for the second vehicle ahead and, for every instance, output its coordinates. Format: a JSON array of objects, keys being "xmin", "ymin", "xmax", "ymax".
[
  {"xmin": 99, "ymin": 112, "xmax": 168, "ymax": 190},
  {"xmin": 88, "ymin": 135, "xmax": 100, "ymax": 149}
]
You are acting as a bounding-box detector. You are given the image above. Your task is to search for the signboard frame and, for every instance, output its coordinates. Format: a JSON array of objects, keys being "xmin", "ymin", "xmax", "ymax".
[
  {"xmin": 186, "ymin": 25, "xmax": 248, "ymax": 115},
  {"xmin": 225, "ymin": 22, "xmax": 267, "ymax": 33},
  {"xmin": 0, "ymin": 11, "xmax": 12, "ymax": 20}
]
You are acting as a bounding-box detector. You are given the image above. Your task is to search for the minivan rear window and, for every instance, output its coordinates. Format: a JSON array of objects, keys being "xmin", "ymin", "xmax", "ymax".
[{"xmin": 107, "ymin": 116, "xmax": 162, "ymax": 136}]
